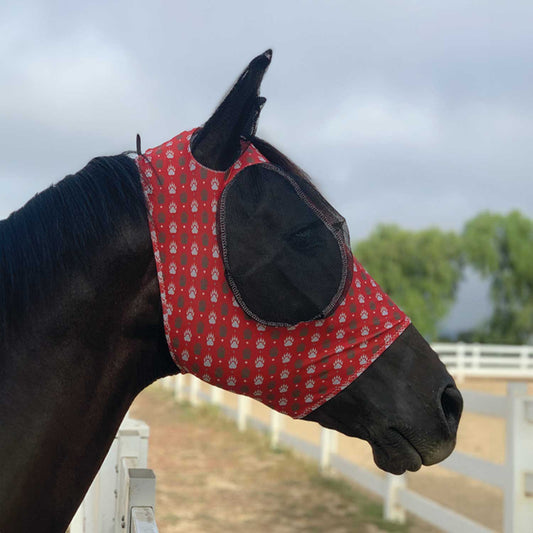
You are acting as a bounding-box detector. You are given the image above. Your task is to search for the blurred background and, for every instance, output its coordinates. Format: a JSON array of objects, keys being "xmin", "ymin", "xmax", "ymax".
[
  {"xmin": 2, "ymin": 1, "xmax": 532, "ymax": 344},
  {"xmin": 3, "ymin": 3, "xmax": 532, "ymax": 532}
]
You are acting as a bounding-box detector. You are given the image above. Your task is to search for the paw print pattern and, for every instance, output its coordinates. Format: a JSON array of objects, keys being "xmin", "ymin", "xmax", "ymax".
[
  {"xmin": 311, "ymin": 333, "xmax": 320, "ymax": 343},
  {"xmin": 359, "ymin": 355, "xmax": 368, "ymax": 365},
  {"xmin": 188, "ymin": 287, "xmax": 197, "ymax": 299},
  {"xmin": 167, "ymin": 283, "xmax": 176, "ymax": 295},
  {"xmin": 305, "ymin": 379, "xmax": 314, "ymax": 389},
  {"xmin": 333, "ymin": 359, "xmax": 343, "ymax": 369},
  {"xmin": 191, "ymin": 242, "xmax": 199, "ymax": 255},
  {"xmin": 212, "ymin": 245, "xmax": 219, "ymax": 258},
  {"xmin": 168, "ymin": 183, "xmax": 177, "ymax": 194},
  {"xmin": 208, "ymin": 312, "xmax": 217, "ymax": 325},
  {"xmin": 280, "ymin": 370, "xmax": 289, "ymax": 379},
  {"xmin": 166, "ymin": 150, "xmax": 174, "ymax": 159},
  {"xmin": 210, "ymin": 290, "xmax": 218, "ymax": 303},
  {"xmin": 203, "ymin": 355, "xmax": 212, "ymax": 367},
  {"xmin": 191, "ymin": 199, "xmax": 198, "ymax": 212},
  {"xmin": 168, "ymin": 263, "xmax": 177, "ymax": 274},
  {"xmin": 186, "ymin": 308, "xmax": 194, "ymax": 321},
  {"xmin": 191, "ymin": 221, "xmax": 199, "ymax": 234},
  {"xmin": 169, "ymin": 221, "xmax": 178, "ymax": 234},
  {"xmin": 206, "ymin": 333, "xmax": 215, "ymax": 346},
  {"xmin": 339, "ymin": 313, "xmax": 346, "ymax": 323},
  {"xmin": 254, "ymin": 375, "xmax": 264, "ymax": 385},
  {"xmin": 169, "ymin": 202, "xmax": 177, "ymax": 214},
  {"xmin": 231, "ymin": 316, "xmax": 240, "ymax": 328},
  {"xmin": 304, "ymin": 394, "xmax": 313, "ymax": 403},
  {"xmin": 360, "ymin": 310, "xmax": 368, "ymax": 320},
  {"xmin": 190, "ymin": 264, "xmax": 198, "ymax": 277},
  {"xmin": 361, "ymin": 326, "xmax": 369, "ymax": 336},
  {"xmin": 183, "ymin": 329, "xmax": 192, "ymax": 342},
  {"xmin": 278, "ymin": 398, "xmax": 287, "ymax": 407},
  {"xmin": 167, "ymin": 165, "xmax": 175, "ymax": 176},
  {"xmin": 190, "ymin": 178, "xmax": 197, "ymax": 191},
  {"xmin": 308, "ymin": 348, "xmax": 317, "ymax": 359},
  {"xmin": 227, "ymin": 376, "xmax": 236, "ymax": 387},
  {"xmin": 230, "ymin": 336, "xmax": 239, "ymax": 349},
  {"xmin": 255, "ymin": 356, "xmax": 264, "ymax": 368},
  {"xmin": 228, "ymin": 357, "xmax": 238, "ymax": 369},
  {"xmin": 284, "ymin": 336, "xmax": 294, "ymax": 347},
  {"xmin": 336, "ymin": 329, "xmax": 345, "ymax": 339},
  {"xmin": 282, "ymin": 353, "xmax": 291, "ymax": 364},
  {"xmin": 169, "ymin": 242, "xmax": 178, "ymax": 254},
  {"xmin": 332, "ymin": 376, "xmax": 341, "ymax": 385},
  {"xmin": 279, "ymin": 384, "xmax": 288, "ymax": 393},
  {"xmin": 211, "ymin": 267, "xmax": 219, "ymax": 281},
  {"xmin": 256, "ymin": 338, "xmax": 265, "ymax": 349}
]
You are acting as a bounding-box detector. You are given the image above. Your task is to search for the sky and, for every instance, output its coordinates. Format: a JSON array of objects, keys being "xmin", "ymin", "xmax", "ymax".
[{"xmin": 1, "ymin": 1, "xmax": 532, "ymax": 333}]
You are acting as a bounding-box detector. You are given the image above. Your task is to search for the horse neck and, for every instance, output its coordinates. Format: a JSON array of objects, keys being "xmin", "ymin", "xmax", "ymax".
[{"xmin": 0, "ymin": 218, "xmax": 175, "ymax": 533}]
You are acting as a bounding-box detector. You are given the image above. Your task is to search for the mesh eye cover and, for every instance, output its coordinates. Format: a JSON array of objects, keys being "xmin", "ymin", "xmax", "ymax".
[{"xmin": 218, "ymin": 163, "xmax": 352, "ymax": 326}]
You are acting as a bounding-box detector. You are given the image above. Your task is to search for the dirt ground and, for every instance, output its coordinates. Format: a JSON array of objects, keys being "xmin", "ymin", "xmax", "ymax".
[{"xmin": 129, "ymin": 378, "xmax": 533, "ymax": 533}]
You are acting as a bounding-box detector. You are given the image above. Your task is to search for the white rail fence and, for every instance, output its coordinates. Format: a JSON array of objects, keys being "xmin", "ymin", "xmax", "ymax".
[
  {"xmin": 69, "ymin": 416, "xmax": 159, "ymax": 533},
  {"xmin": 164, "ymin": 370, "xmax": 533, "ymax": 533},
  {"xmin": 432, "ymin": 342, "xmax": 533, "ymax": 381}
]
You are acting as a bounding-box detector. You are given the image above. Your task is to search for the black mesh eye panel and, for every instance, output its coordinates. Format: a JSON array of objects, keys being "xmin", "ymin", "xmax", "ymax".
[{"xmin": 218, "ymin": 163, "xmax": 352, "ymax": 326}]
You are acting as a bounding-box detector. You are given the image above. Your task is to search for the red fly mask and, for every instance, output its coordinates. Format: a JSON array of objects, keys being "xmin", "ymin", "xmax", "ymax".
[{"xmin": 138, "ymin": 129, "xmax": 410, "ymax": 418}]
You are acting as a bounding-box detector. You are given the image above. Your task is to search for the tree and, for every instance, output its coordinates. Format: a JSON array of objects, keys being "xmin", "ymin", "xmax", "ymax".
[
  {"xmin": 354, "ymin": 225, "xmax": 463, "ymax": 339},
  {"xmin": 463, "ymin": 210, "xmax": 533, "ymax": 344}
]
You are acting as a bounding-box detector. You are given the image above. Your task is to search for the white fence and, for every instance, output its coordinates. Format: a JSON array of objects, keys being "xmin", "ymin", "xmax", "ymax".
[
  {"xmin": 69, "ymin": 416, "xmax": 159, "ymax": 533},
  {"xmin": 432, "ymin": 342, "xmax": 533, "ymax": 381},
  {"xmin": 164, "ymin": 371, "xmax": 533, "ymax": 533}
]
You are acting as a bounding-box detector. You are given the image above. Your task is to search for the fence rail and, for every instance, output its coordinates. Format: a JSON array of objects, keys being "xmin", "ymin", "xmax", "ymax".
[
  {"xmin": 432, "ymin": 342, "xmax": 533, "ymax": 381},
  {"xmin": 164, "ymin": 364, "xmax": 533, "ymax": 533}
]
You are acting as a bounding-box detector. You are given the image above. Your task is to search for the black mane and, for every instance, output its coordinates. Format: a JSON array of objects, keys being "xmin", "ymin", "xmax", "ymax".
[{"xmin": 0, "ymin": 154, "xmax": 146, "ymax": 338}]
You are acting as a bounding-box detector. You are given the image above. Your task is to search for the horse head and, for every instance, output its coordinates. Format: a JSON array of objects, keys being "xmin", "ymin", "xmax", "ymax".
[{"xmin": 140, "ymin": 50, "xmax": 462, "ymax": 475}]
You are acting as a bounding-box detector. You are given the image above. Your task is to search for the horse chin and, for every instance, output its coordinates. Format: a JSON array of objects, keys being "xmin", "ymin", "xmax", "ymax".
[{"xmin": 370, "ymin": 428, "xmax": 456, "ymax": 475}]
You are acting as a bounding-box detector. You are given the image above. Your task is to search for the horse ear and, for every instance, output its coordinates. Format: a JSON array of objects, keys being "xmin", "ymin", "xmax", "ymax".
[{"xmin": 191, "ymin": 49, "xmax": 272, "ymax": 170}]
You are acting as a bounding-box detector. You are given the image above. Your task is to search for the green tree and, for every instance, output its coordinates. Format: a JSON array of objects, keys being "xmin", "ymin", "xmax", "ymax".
[
  {"xmin": 354, "ymin": 225, "xmax": 463, "ymax": 339},
  {"xmin": 463, "ymin": 210, "xmax": 533, "ymax": 344}
]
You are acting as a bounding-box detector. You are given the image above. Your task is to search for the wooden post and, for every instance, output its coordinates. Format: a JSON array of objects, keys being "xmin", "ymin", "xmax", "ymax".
[
  {"xmin": 455, "ymin": 342, "xmax": 466, "ymax": 384},
  {"xmin": 237, "ymin": 396, "xmax": 250, "ymax": 432},
  {"xmin": 189, "ymin": 375, "xmax": 200, "ymax": 406},
  {"xmin": 270, "ymin": 410, "xmax": 282, "ymax": 449},
  {"xmin": 210, "ymin": 385, "xmax": 223, "ymax": 405},
  {"xmin": 320, "ymin": 428, "xmax": 333, "ymax": 471},
  {"xmin": 503, "ymin": 382, "xmax": 533, "ymax": 533},
  {"xmin": 384, "ymin": 473, "xmax": 406, "ymax": 523}
]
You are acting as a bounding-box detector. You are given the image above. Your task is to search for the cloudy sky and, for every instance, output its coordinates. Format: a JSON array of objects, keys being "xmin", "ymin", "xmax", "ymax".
[{"xmin": 2, "ymin": 1, "xmax": 532, "ymax": 331}]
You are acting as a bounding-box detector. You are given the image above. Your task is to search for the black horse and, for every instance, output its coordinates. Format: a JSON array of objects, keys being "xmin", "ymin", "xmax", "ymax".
[{"xmin": 0, "ymin": 51, "xmax": 462, "ymax": 532}]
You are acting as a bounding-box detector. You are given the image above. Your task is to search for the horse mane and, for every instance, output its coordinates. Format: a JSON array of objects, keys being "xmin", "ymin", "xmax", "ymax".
[{"xmin": 0, "ymin": 154, "xmax": 146, "ymax": 339}]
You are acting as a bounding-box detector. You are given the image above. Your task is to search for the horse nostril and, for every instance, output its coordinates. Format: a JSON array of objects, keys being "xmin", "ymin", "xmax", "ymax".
[{"xmin": 440, "ymin": 385, "xmax": 463, "ymax": 432}]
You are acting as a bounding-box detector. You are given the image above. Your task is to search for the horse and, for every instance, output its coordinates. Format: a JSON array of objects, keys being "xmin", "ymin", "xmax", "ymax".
[{"xmin": 0, "ymin": 50, "xmax": 462, "ymax": 532}]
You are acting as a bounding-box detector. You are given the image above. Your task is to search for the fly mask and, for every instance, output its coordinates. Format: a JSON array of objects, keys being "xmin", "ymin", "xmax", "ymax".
[{"xmin": 137, "ymin": 129, "xmax": 410, "ymax": 418}]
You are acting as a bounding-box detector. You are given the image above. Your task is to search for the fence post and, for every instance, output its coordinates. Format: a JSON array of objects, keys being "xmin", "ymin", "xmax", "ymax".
[
  {"xmin": 320, "ymin": 428, "xmax": 333, "ymax": 471},
  {"xmin": 519, "ymin": 346, "xmax": 529, "ymax": 371},
  {"xmin": 455, "ymin": 342, "xmax": 465, "ymax": 383},
  {"xmin": 270, "ymin": 410, "xmax": 282, "ymax": 449},
  {"xmin": 471, "ymin": 343, "xmax": 481, "ymax": 373},
  {"xmin": 384, "ymin": 473, "xmax": 406, "ymax": 523},
  {"xmin": 503, "ymin": 382, "xmax": 533, "ymax": 533},
  {"xmin": 173, "ymin": 374, "xmax": 185, "ymax": 403},
  {"xmin": 237, "ymin": 396, "xmax": 250, "ymax": 432},
  {"xmin": 210, "ymin": 385, "xmax": 223, "ymax": 405},
  {"xmin": 189, "ymin": 375, "xmax": 200, "ymax": 406}
]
